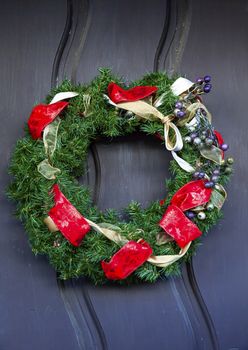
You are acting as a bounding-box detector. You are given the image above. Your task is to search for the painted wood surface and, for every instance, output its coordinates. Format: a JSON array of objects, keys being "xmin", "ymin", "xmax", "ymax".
[{"xmin": 0, "ymin": 1, "xmax": 247, "ymax": 349}]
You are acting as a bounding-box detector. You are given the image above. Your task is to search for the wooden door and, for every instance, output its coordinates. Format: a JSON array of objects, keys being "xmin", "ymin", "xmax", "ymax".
[{"xmin": 1, "ymin": 1, "xmax": 247, "ymax": 349}]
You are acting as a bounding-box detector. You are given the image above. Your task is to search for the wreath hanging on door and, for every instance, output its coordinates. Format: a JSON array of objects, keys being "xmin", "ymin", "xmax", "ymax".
[{"xmin": 8, "ymin": 69, "xmax": 233, "ymax": 284}]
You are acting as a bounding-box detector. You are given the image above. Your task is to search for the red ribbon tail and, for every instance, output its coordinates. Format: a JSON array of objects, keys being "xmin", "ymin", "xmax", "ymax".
[{"xmin": 48, "ymin": 184, "xmax": 90, "ymax": 246}]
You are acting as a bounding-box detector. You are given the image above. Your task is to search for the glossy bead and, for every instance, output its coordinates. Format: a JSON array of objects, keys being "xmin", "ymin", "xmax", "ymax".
[
  {"xmin": 204, "ymin": 75, "xmax": 211, "ymax": 83},
  {"xmin": 184, "ymin": 136, "xmax": 192, "ymax": 144},
  {"xmin": 193, "ymin": 137, "xmax": 202, "ymax": 146},
  {"xmin": 196, "ymin": 77, "xmax": 204, "ymax": 84},
  {"xmin": 206, "ymin": 203, "xmax": 214, "ymax": 211},
  {"xmin": 225, "ymin": 167, "xmax": 232, "ymax": 174},
  {"xmin": 186, "ymin": 211, "xmax": 196, "ymax": 219},
  {"xmin": 193, "ymin": 171, "xmax": 200, "ymax": 178},
  {"xmin": 197, "ymin": 212, "xmax": 206, "ymax": 220},
  {"xmin": 205, "ymin": 138, "xmax": 213, "ymax": 146},
  {"xmin": 188, "ymin": 126, "xmax": 196, "ymax": 132},
  {"xmin": 200, "ymin": 134, "xmax": 206, "ymax": 140},
  {"xmin": 220, "ymin": 159, "xmax": 226, "ymax": 166},
  {"xmin": 221, "ymin": 143, "xmax": 229, "ymax": 151},
  {"xmin": 213, "ymin": 169, "xmax": 220, "ymax": 175},
  {"xmin": 198, "ymin": 172, "xmax": 205, "ymax": 179},
  {"xmin": 190, "ymin": 132, "xmax": 198, "ymax": 139},
  {"xmin": 177, "ymin": 110, "xmax": 185, "ymax": 118},
  {"xmin": 204, "ymin": 84, "xmax": 212, "ymax": 93},
  {"xmin": 211, "ymin": 175, "xmax": 219, "ymax": 183},
  {"xmin": 175, "ymin": 101, "xmax": 183, "ymax": 109},
  {"xmin": 227, "ymin": 157, "xmax": 234, "ymax": 164},
  {"xmin": 205, "ymin": 181, "xmax": 215, "ymax": 188},
  {"xmin": 198, "ymin": 142, "xmax": 205, "ymax": 149},
  {"xmin": 202, "ymin": 130, "xmax": 207, "ymax": 136}
]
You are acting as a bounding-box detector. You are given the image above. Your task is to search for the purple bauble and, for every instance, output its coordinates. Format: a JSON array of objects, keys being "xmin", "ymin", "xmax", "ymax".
[
  {"xmin": 196, "ymin": 77, "xmax": 203, "ymax": 84},
  {"xmin": 186, "ymin": 211, "xmax": 195, "ymax": 219},
  {"xmin": 190, "ymin": 132, "xmax": 198, "ymax": 139},
  {"xmin": 193, "ymin": 171, "xmax": 200, "ymax": 179},
  {"xmin": 204, "ymin": 75, "xmax": 211, "ymax": 83},
  {"xmin": 177, "ymin": 110, "xmax": 185, "ymax": 118},
  {"xmin": 213, "ymin": 169, "xmax": 220, "ymax": 175},
  {"xmin": 198, "ymin": 171, "xmax": 205, "ymax": 179},
  {"xmin": 211, "ymin": 175, "xmax": 219, "ymax": 183},
  {"xmin": 205, "ymin": 181, "xmax": 215, "ymax": 188},
  {"xmin": 204, "ymin": 84, "xmax": 212, "ymax": 93},
  {"xmin": 221, "ymin": 143, "xmax": 229, "ymax": 151},
  {"xmin": 175, "ymin": 101, "xmax": 183, "ymax": 109}
]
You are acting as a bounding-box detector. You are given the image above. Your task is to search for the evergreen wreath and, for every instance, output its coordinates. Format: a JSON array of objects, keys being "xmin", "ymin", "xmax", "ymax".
[{"xmin": 7, "ymin": 69, "xmax": 233, "ymax": 284}]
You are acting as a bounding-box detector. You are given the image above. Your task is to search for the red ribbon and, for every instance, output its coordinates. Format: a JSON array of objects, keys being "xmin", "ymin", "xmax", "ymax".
[
  {"xmin": 48, "ymin": 184, "xmax": 90, "ymax": 246},
  {"xmin": 28, "ymin": 101, "xmax": 69, "ymax": 139},
  {"xmin": 108, "ymin": 82, "xmax": 157, "ymax": 104},
  {"xmin": 214, "ymin": 130, "xmax": 224, "ymax": 158},
  {"xmin": 159, "ymin": 180, "xmax": 212, "ymax": 248},
  {"xmin": 101, "ymin": 239, "xmax": 153, "ymax": 280}
]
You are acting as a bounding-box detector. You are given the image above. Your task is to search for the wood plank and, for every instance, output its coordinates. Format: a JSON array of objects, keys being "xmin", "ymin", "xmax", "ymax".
[
  {"xmin": 0, "ymin": 1, "xmax": 81, "ymax": 349},
  {"xmin": 181, "ymin": 0, "xmax": 248, "ymax": 348}
]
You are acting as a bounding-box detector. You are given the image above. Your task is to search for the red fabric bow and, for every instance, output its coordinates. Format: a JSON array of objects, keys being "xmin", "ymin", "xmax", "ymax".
[
  {"xmin": 101, "ymin": 240, "xmax": 153, "ymax": 280},
  {"xmin": 28, "ymin": 101, "xmax": 69, "ymax": 139},
  {"xmin": 159, "ymin": 180, "xmax": 212, "ymax": 248},
  {"xmin": 48, "ymin": 184, "xmax": 90, "ymax": 246},
  {"xmin": 108, "ymin": 82, "xmax": 157, "ymax": 104}
]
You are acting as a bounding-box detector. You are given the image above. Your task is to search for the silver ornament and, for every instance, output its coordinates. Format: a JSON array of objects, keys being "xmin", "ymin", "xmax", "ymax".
[
  {"xmin": 206, "ymin": 203, "xmax": 214, "ymax": 211},
  {"xmin": 193, "ymin": 137, "xmax": 201, "ymax": 145},
  {"xmin": 184, "ymin": 136, "xmax": 192, "ymax": 144},
  {"xmin": 197, "ymin": 212, "xmax": 206, "ymax": 220},
  {"xmin": 188, "ymin": 126, "xmax": 196, "ymax": 132}
]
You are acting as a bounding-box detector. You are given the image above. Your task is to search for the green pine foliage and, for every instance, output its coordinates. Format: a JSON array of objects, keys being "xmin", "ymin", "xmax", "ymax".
[{"xmin": 7, "ymin": 69, "xmax": 231, "ymax": 284}]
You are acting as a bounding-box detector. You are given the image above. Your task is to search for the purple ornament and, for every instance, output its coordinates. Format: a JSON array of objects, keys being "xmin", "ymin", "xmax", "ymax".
[
  {"xmin": 205, "ymin": 181, "xmax": 215, "ymax": 188},
  {"xmin": 175, "ymin": 101, "xmax": 183, "ymax": 109},
  {"xmin": 213, "ymin": 169, "xmax": 220, "ymax": 175},
  {"xmin": 186, "ymin": 211, "xmax": 196, "ymax": 219},
  {"xmin": 196, "ymin": 77, "xmax": 204, "ymax": 84},
  {"xmin": 198, "ymin": 171, "xmax": 205, "ymax": 179},
  {"xmin": 204, "ymin": 75, "xmax": 211, "ymax": 83},
  {"xmin": 211, "ymin": 175, "xmax": 219, "ymax": 183},
  {"xmin": 193, "ymin": 171, "xmax": 200, "ymax": 179},
  {"xmin": 204, "ymin": 84, "xmax": 212, "ymax": 93},
  {"xmin": 221, "ymin": 143, "xmax": 229, "ymax": 151},
  {"xmin": 190, "ymin": 132, "xmax": 198, "ymax": 139},
  {"xmin": 177, "ymin": 110, "xmax": 185, "ymax": 118}
]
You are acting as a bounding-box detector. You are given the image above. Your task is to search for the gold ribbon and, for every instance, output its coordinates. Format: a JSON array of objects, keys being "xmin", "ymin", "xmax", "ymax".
[
  {"xmin": 210, "ymin": 184, "xmax": 227, "ymax": 210},
  {"xmin": 147, "ymin": 242, "xmax": 191, "ymax": 267},
  {"xmin": 110, "ymin": 99, "xmax": 184, "ymax": 153},
  {"xmin": 45, "ymin": 215, "xmax": 191, "ymax": 268},
  {"xmin": 37, "ymin": 92, "xmax": 79, "ymax": 180},
  {"xmin": 37, "ymin": 159, "xmax": 61, "ymax": 180}
]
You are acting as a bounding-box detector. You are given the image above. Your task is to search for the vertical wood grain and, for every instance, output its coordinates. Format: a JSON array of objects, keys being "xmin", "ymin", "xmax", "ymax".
[
  {"xmin": 0, "ymin": 1, "xmax": 80, "ymax": 349},
  {"xmin": 181, "ymin": 1, "xmax": 248, "ymax": 348}
]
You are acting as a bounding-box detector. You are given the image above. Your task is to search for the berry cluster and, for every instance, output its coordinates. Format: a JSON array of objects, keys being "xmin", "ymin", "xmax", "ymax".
[
  {"xmin": 195, "ymin": 75, "xmax": 212, "ymax": 94},
  {"xmin": 192, "ymin": 157, "xmax": 233, "ymax": 189},
  {"xmin": 174, "ymin": 100, "xmax": 186, "ymax": 119},
  {"xmin": 184, "ymin": 128, "xmax": 229, "ymax": 152}
]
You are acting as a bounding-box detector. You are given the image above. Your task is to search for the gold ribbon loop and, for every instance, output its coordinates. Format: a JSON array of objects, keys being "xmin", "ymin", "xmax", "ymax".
[{"xmin": 147, "ymin": 242, "xmax": 191, "ymax": 267}]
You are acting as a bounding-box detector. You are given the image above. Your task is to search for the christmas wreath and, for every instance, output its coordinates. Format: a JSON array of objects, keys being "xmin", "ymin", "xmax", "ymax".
[{"xmin": 8, "ymin": 69, "xmax": 233, "ymax": 284}]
